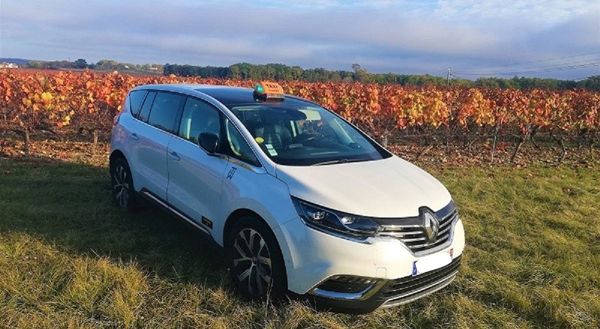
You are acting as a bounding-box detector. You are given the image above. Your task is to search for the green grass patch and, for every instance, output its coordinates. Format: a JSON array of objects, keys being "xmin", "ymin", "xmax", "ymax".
[{"xmin": 0, "ymin": 158, "xmax": 599, "ymax": 328}]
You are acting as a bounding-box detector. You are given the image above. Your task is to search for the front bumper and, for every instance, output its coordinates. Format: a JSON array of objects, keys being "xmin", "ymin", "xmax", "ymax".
[
  {"xmin": 273, "ymin": 216, "xmax": 465, "ymax": 312},
  {"xmin": 311, "ymin": 256, "xmax": 461, "ymax": 313}
]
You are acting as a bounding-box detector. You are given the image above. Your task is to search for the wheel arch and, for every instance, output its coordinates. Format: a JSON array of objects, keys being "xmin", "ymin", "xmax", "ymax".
[
  {"xmin": 223, "ymin": 208, "xmax": 264, "ymax": 245},
  {"xmin": 109, "ymin": 149, "xmax": 126, "ymax": 170}
]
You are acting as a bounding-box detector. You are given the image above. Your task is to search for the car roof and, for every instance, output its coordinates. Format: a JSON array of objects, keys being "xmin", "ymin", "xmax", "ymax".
[
  {"xmin": 133, "ymin": 84, "xmax": 312, "ymax": 109},
  {"xmin": 195, "ymin": 86, "xmax": 259, "ymax": 106}
]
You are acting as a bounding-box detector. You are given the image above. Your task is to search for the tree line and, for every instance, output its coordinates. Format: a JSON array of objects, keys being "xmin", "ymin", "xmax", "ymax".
[
  {"xmin": 27, "ymin": 59, "xmax": 163, "ymax": 74},
  {"xmin": 164, "ymin": 62, "xmax": 600, "ymax": 91},
  {"xmin": 19, "ymin": 58, "xmax": 600, "ymax": 91}
]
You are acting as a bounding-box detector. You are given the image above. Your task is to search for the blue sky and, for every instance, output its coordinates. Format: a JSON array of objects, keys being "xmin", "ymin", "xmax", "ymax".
[{"xmin": 1, "ymin": 0, "xmax": 599, "ymax": 79}]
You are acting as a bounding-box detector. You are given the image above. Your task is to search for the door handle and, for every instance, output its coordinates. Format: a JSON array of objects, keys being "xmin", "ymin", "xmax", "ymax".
[
  {"xmin": 169, "ymin": 151, "xmax": 180, "ymax": 161},
  {"xmin": 130, "ymin": 132, "xmax": 139, "ymax": 140}
]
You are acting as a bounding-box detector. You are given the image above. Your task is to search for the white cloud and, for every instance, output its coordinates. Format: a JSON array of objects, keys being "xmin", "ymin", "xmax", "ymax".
[
  {"xmin": 1, "ymin": 0, "xmax": 598, "ymax": 78},
  {"xmin": 434, "ymin": 0, "xmax": 596, "ymax": 22}
]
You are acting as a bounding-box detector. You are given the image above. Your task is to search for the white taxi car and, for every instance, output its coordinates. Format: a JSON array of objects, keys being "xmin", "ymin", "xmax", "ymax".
[{"xmin": 109, "ymin": 82, "xmax": 465, "ymax": 313}]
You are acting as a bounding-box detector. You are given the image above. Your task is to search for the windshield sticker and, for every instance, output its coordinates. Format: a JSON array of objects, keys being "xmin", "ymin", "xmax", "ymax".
[
  {"xmin": 255, "ymin": 137, "xmax": 264, "ymax": 143},
  {"xmin": 268, "ymin": 148, "xmax": 278, "ymax": 156},
  {"xmin": 266, "ymin": 144, "xmax": 274, "ymax": 149}
]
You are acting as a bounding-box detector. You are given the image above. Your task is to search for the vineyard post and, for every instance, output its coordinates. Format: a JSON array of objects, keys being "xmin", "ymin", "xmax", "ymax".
[
  {"xmin": 491, "ymin": 124, "xmax": 500, "ymax": 164},
  {"xmin": 92, "ymin": 128, "xmax": 99, "ymax": 154},
  {"xmin": 382, "ymin": 129, "xmax": 388, "ymax": 147},
  {"xmin": 23, "ymin": 130, "xmax": 31, "ymax": 157},
  {"xmin": 591, "ymin": 128, "xmax": 598, "ymax": 160},
  {"xmin": 592, "ymin": 133, "xmax": 596, "ymax": 160}
]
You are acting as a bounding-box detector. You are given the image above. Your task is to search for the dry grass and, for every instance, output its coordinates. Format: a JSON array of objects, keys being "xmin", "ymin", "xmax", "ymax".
[{"xmin": 0, "ymin": 155, "xmax": 598, "ymax": 328}]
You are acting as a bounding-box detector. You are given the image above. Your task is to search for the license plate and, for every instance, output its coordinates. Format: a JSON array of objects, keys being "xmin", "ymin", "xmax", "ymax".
[{"xmin": 412, "ymin": 252, "xmax": 452, "ymax": 276}]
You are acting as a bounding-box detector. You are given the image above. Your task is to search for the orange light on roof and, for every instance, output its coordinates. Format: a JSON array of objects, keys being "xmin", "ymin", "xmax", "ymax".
[{"xmin": 254, "ymin": 81, "xmax": 284, "ymax": 100}]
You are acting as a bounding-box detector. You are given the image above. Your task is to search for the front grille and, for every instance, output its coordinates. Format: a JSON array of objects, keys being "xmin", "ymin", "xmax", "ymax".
[
  {"xmin": 378, "ymin": 256, "xmax": 461, "ymax": 305},
  {"xmin": 378, "ymin": 203, "xmax": 458, "ymax": 254}
]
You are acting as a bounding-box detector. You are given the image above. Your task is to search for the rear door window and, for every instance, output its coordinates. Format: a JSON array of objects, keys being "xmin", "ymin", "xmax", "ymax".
[{"xmin": 147, "ymin": 92, "xmax": 185, "ymax": 133}]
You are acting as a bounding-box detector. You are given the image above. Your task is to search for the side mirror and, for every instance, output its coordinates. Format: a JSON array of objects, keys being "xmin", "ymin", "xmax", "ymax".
[{"xmin": 198, "ymin": 132, "xmax": 219, "ymax": 154}]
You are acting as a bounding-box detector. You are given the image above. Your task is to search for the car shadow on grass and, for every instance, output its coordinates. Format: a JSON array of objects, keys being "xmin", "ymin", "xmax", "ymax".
[{"xmin": 0, "ymin": 156, "xmax": 232, "ymax": 291}]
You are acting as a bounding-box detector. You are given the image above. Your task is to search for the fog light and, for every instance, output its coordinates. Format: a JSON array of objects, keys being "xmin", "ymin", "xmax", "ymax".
[{"xmin": 317, "ymin": 275, "xmax": 379, "ymax": 294}]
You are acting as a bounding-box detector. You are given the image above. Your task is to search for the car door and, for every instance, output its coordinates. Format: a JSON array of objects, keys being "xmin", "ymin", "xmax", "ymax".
[
  {"xmin": 132, "ymin": 91, "xmax": 184, "ymax": 201},
  {"xmin": 166, "ymin": 97, "xmax": 230, "ymax": 230},
  {"xmin": 216, "ymin": 118, "xmax": 268, "ymax": 242}
]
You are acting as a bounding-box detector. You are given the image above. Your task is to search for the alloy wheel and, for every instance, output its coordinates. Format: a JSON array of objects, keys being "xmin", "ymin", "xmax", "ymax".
[
  {"xmin": 113, "ymin": 164, "xmax": 130, "ymax": 207},
  {"xmin": 232, "ymin": 228, "xmax": 273, "ymax": 296}
]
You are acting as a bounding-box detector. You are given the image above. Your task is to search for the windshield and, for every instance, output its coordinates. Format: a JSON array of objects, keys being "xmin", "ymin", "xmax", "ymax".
[{"xmin": 230, "ymin": 98, "xmax": 391, "ymax": 166}]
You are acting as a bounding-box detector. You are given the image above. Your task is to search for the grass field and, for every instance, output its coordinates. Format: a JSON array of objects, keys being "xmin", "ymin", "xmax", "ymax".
[{"xmin": 0, "ymin": 156, "xmax": 599, "ymax": 328}]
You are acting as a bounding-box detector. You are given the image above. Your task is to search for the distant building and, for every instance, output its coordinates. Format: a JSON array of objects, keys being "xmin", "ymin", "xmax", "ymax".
[{"xmin": 0, "ymin": 62, "xmax": 19, "ymax": 68}]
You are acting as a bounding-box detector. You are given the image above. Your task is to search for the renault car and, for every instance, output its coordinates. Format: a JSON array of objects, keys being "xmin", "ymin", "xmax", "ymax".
[{"xmin": 109, "ymin": 82, "xmax": 465, "ymax": 313}]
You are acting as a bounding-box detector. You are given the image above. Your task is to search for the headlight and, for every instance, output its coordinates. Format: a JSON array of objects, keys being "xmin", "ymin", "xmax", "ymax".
[{"xmin": 292, "ymin": 197, "xmax": 381, "ymax": 239}]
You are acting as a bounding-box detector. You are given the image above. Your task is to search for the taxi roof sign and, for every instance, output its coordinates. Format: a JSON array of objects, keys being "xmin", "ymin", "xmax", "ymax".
[{"xmin": 254, "ymin": 81, "xmax": 285, "ymax": 101}]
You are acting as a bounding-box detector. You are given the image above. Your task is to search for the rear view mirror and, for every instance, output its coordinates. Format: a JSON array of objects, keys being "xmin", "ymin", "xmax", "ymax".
[{"xmin": 198, "ymin": 132, "xmax": 219, "ymax": 154}]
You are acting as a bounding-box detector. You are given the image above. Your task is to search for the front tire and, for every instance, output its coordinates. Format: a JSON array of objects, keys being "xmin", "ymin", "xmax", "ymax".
[
  {"xmin": 227, "ymin": 216, "xmax": 287, "ymax": 300},
  {"xmin": 110, "ymin": 157, "xmax": 138, "ymax": 210}
]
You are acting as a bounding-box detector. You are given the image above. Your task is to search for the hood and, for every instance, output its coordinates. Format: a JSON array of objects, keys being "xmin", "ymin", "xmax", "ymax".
[{"xmin": 275, "ymin": 156, "xmax": 452, "ymax": 218}]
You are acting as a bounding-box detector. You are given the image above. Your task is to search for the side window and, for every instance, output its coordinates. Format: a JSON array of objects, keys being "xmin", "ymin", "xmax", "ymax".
[
  {"xmin": 225, "ymin": 119, "xmax": 260, "ymax": 167},
  {"xmin": 129, "ymin": 90, "xmax": 147, "ymax": 117},
  {"xmin": 148, "ymin": 92, "xmax": 185, "ymax": 133},
  {"xmin": 138, "ymin": 91, "xmax": 156, "ymax": 122},
  {"xmin": 178, "ymin": 97, "xmax": 221, "ymax": 144}
]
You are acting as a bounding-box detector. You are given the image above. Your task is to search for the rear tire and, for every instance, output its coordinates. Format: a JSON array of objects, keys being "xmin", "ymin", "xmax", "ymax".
[
  {"xmin": 110, "ymin": 157, "xmax": 139, "ymax": 211},
  {"xmin": 227, "ymin": 216, "xmax": 287, "ymax": 300}
]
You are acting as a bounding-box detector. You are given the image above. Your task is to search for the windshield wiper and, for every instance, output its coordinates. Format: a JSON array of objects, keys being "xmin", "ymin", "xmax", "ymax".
[{"xmin": 312, "ymin": 158, "xmax": 370, "ymax": 166}]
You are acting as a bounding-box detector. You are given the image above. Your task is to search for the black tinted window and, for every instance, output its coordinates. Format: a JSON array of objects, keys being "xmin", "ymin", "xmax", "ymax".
[
  {"xmin": 148, "ymin": 92, "xmax": 185, "ymax": 132},
  {"xmin": 129, "ymin": 90, "xmax": 147, "ymax": 116},
  {"xmin": 138, "ymin": 91, "xmax": 156, "ymax": 122},
  {"xmin": 179, "ymin": 97, "xmax": 221, "ymax": 144}
]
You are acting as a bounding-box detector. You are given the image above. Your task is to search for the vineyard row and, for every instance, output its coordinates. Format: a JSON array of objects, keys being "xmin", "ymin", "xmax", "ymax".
[{"xmin": 1, "ymin": 70, "xmax": 599, "ymax": 160}]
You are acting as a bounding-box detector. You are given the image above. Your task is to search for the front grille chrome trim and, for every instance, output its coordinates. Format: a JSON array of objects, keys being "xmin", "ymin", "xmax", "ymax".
[
  {"xmin": 380, "ymin": 271, "xmax": 458, "ymax": 308},
  {"xmin": 378, "ymin": 207, "xmax": 459, "ymax": 255},
  {"xmin": 378, "ymin": 256, "xmax": 461, "ymax": 308}
]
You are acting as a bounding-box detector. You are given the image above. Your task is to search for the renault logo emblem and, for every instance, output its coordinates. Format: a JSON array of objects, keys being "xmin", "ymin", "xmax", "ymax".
[{"xmin": 420, "ymin": 209, "xmax": 439, "ymax": 242}]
